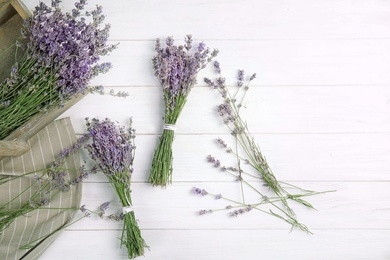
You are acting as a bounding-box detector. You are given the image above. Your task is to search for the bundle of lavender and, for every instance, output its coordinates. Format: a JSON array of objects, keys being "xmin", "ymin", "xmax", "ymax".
[
  {"xmin": 149, "ymin": 35, "xmax": 218, "ymax": 187},
  {"xmin": 0, "ymin": 0, "xmax": 116, "ymax": 140},
  {"xmin": 0, "ymin": 134, "xmax": 93, "ymax": 234},
  {"xmin": 86, "ymin": 118, "xmax": 146, "ymax": 259}
]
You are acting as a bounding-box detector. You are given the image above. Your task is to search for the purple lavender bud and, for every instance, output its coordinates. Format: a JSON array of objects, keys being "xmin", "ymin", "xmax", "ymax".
[
  {"xmin": 214, "ymin": 160, "xmax": 220, "ymax": 168},
  {"xmin": 197, "ymin": 42, "xmax": 206, "ymax": 52},
  {"xmin": 80, "ymin": 205, "xmax": 86, "ymax": 213},
  {"xmin": 85, "ymin": 118, "xmax": 135, "ymax": 177},
  {"xmin": 204, "ymin": 77, "xmax": 214, "ymax": 87},
  {"xmin": 215, "ymin": 194, "xmax": 222, "ymax": 200},
  {"xmin": 217, "ymin": 103, "xmax": 232, "ymax": 117},
  {"xmin": 216, "ymin": 77, "xmax": 225, "ymax": 86},
  {"xmin": 192, "ymin": 187, "xmax": 202, "ymax": 195},
  {"xmin": 51, "ymin": 0, "xmax": 60, "ymax": 8},
  {"xmin": 250, "ymin": 73, "xmax": 257, "ymax": 81},
  {"xmin": 199, "ymin": 210, "xmax": 208, "ymax": 215},
  {"xmin": 155, "ymin": 38, "xmax": 161, "ymax": 52},
  {"xmin": 199, "ymin": 209, "xmax": 213, "ymax": 215},
  {"xmin": 207, "ymin": 155, "xmax": 216, "ymax": 163},
  {"xmin": 238, "ymin": 70, "xmax": 245, "ymax": 81},
  {"xmin": 214, "ymin": 61, "xmax": 221, "ymax": 73},
  {"xmin": 216, "ymin": 138, "xmax": 227, "ymax": 147},
  {"xmin": 152, "ymin": 36, "xmax": 216, "ymax": 100},
  {"xmin": 99, "ymin": 202, "xmax": 110, "ymax": 213},
  {"xmin": 184, "ymin": 34, "xmax": 192, "ymax": 50},
  {"xmin": 192, "ymin": 187, "xmax": 208, "ymax": 196},
  {"xmin": 237, "ymin": 70, "xmax": 245, "ymax": 87},
  {"xmin": 166, "ymin": 36, "xmax": 174, "ymax": 46}
]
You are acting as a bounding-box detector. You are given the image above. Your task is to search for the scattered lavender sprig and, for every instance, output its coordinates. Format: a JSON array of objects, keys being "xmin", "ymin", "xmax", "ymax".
[
  {"xmin": 201, "ymin": 62, "xmax": 334, "ymax": 233},
  {"xmin": 20, "ymin": 202, "xmax": 112, "ymax": 250},
  {"xmin": 0, "ymin": 0, "xmax": 116, "ymax": 140},
  {"xmin": 0, "ymin": 134, "xmax": 93, "ymax": 234},
  {"xmin": 85, "ymin": 118, "xmax": 147, "ymax": 259},
  {"xmin": 149, "ymin": 35, "xmax": 218, "ymax": 187},
  {"xmin": 192, "ymin": 184, "xmax": 327, "ymax": 233}
]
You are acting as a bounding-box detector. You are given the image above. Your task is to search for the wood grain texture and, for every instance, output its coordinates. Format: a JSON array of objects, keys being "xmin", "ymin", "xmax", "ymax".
[
  {"xmin": 61, "ymin": 86, "xmax": 390, "ymax": 134},
  {"xmin": 57, "ymin": 182, "xmax": 390, "ymax": 230},
  {"xmin": 22, "ymin": 0, "xmax": 390, "ymax": 40},
  {"xmin": 81, "ymin": 40, "xmax": 390, "ymax": 87},
  {"xmin": 76, "ymin": 133, "xmax": 390, "ymax": 182},
  {"xmin": 40, "ymin": 230, "xmax": 390, "ymax": 260},
  {"xmin": 17, "ymin": 0, "xmax": 390, "ymax": 259}
]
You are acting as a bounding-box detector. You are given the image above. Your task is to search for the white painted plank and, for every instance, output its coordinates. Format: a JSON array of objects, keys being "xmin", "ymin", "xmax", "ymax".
[
  {"xmin": 60, "ymin": 86, "xmax": 390, "ymax": 134},
  {"xmin": 40, "ymin": 229, "xmax": 390, "ymax": 260},
  {"xmin": 85, "ymin": 40, "xmax": 390, "ymax": 87},
  {"xmin": 25, "ymin": 0, "xmax": 390, "ymax": 40},
  {"xmin": 62, "ymin": 182, "xmax": 390, "ymax": 230},
  {"xmin": 14, "ymin": 1, "xmax": 390, "ymax": 260},
  {"xmin": 76, "ymin": 133, "xmax": 390, "ymax": 182}
]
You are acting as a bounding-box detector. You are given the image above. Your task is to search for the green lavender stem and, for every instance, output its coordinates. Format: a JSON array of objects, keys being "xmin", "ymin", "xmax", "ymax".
[
  {"xmin": 149, "ymin": 129, "xmax": 175, "ymax": 187},
  {"xmin": 108, "ymin": 172, "xmax": 147, "ymax": 259},
  {"xmin": 149, "ymin": 93, "xmax": 187, "ymax": 187}
]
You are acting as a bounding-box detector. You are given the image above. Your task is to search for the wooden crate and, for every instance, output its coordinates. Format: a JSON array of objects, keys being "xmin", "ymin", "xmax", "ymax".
[{"xmin": 0, "ymin": 0, "xmax": 85, "ymax": 157}]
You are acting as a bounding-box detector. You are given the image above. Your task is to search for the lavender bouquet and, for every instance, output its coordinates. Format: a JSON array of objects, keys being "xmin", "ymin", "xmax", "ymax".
[
  {"xmin": 149, "ymin": 35, "xmax": 218, "ymax": 187},
  {"xmin": 86, "ymin": 118, "xmax": 146, "ymax": 259},
  {"xmin": 0, "ymin": 0, "xmax": 116, "ymax": 140}
]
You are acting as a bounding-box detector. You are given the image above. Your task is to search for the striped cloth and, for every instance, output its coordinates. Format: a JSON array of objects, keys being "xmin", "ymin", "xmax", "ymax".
[{"xmin": 0, "ymin": 117, "xmax": 82, "ymax": 260}]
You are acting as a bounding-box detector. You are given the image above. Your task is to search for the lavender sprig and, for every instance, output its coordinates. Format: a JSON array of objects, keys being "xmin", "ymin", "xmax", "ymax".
[
  {"xmin": 200, "ymin": 62, "xmax": 334, "ymax": 233},
  {"xmin": 0, "ymin": 0, "xmax": 116, "ymax": 140},
  {"xmin": 85, "ymin": 118, "xmax": 147, "ymax": 259},
  {"xmin": 0, "ymin": 134, "xmax": 93, "ymax": 234},
  {"xmin": 149, "ymin": 35, "xmax": 218, "ymax": 187},
  {"xmin": 20, "ymin": 203, "xmax": 112, "ymax": 250}
]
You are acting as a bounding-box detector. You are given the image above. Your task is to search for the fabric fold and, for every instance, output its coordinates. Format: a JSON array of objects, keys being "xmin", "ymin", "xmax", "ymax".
[{"xmin": 0, "ymin": 117, "xmax": 82, "ymax": 260}]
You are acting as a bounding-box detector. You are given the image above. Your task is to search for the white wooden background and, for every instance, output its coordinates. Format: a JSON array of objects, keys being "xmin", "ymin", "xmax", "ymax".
[{"xmin": 22, "ymin": 0, "xmax": 390, "ymax": 259}]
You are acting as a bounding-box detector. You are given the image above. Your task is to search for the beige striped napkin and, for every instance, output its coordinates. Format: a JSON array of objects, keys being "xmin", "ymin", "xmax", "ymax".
[{"xmin": 0, "ymin": 117, "xmax": 82, "ymax": 260}]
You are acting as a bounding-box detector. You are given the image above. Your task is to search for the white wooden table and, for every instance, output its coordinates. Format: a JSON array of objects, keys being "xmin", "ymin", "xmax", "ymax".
[{"xmin": 23, "ymin": 0, "xmax": 390, "ymax": 259}]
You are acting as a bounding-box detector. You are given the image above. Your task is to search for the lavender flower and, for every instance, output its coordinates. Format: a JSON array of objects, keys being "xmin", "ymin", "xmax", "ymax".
[
  {"xmin": 0, "ymin": 135, "xmax": 92, "ymax": 234},
  {"xmin": 152, "ymin": 35, "xmax": 217, "ymax": 102},
  {"xmin": 192, "ymin": 187, "xmax": 208, "ymax": 196},
  {"xmin": 216, "ymin": 138, "xmax": 227, "ymax": 147},
  {"xmin": 199, "ymin": 209, "xmax": 213, "ymax": 215},
  {"xmin": 85, "ymin": 118, "xmax": 135, "ymax": 177},
  {"xmin": 97, "ymin": 201, "xmax": 111, "ymax": 218},
  {"xmin": 237, "ymin": 70, "xmax": 244, "ymax": 87},
  {"xmin": 24, "ymin": 0, "xmax": 115, "ymax": 97},
  {"xmin": 107, "ymin": 213, "xmax": 125, "ymax": 222},
  {"xmin": 229, "ymin": 206, "xmax": 253, "ymax": 217},
  {"xmin": 207, "ymin": 155, "xmax": 221, "ymax": 168},
  {"xmin": 79, "ymin": 205, "xmax": 91, "ymax": 218},
  {"xmin": 0, "ymin": 0, "xmax": 116, "ymax": 140},
  {"xmin": 99, "ymin": 202, "xmax": 110, "ymax": 213}
]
